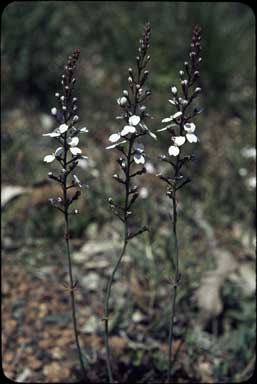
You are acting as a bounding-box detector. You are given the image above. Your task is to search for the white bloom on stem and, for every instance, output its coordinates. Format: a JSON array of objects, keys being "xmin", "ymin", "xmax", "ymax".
[
  {"xmin": 79, "ymin": 127, "xmax": 88, "ymax": 133},
  {"xmin": 43, "ymin": 154, "xmax": 55, "ymax": 163},
  {"xmin": 109, "ymin": 133, "xmax": 121, "ymax": 143},
  {"xmin": 184, "ymin": 122, "xmax": 196, "ymax": 133},
  {"xmin": 55, "ymin": 147, "xmax": 63, "ymax": 157},
  {"xmin": 186, "ymin": 133, "xmax": 198, "ymax": 143},
  {"xmin": 121, "ymin": 125, "xmax": 136, "ymax": 136},
  {"xmin": 129, "ymin": 115, "xmax": 140, "ymax": 126},
  {"xmin": 241, "ymin": 147, "xmax": 256, "ymax": 159},
  {"xmin": 51, "ymin": 107, "xmax": 57, "ymax": 115},
  {"xmin": 171, "ymin": 86, "xmax": 178, "ymax": 95},
  {"xmin": 133, "ymin": 142, "xmax": 145, "ymax": 164},
  {"xmin": 59, "ymin": 124, "xmax": 69, "ymax": 133},
  {"xmin": 139, "ymin": 187, "xmax": 149, "ymax": 199},
  {"xmin": 68, "ymin": 136, "xmax": 79, "ymax": 147},
  {"xmin": 173, "ymin": 136, "xmax": 186, "ymax": 146},
  {"xmin": 168, "ymin": 145, "xmax": 180, "ymax": 157},
  {"xmin": 117, "ymin": 97, "xmax": 128, "ymax": 106},
  {"xmin": 70, "ymin": 147, "xmax": 82, "ymax": 156}
]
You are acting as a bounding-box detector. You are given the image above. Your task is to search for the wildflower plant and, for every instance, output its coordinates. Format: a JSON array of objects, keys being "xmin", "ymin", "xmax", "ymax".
[
  {"xmin": 104, "ymin": 22, "xmax": 156, "ymax": 382},
  {"xmin": 156, "ymin": 25, "xmax": 203, "ymax": 381},
  {"xmin": 42, "ymin": 48, "xmax": 88, "ymax": 379}
]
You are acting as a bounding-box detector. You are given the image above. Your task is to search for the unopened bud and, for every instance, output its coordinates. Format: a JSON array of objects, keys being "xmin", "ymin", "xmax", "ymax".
[{"xmin": 171, "ymin": 86, "xmax": 177, "ymax": 95}]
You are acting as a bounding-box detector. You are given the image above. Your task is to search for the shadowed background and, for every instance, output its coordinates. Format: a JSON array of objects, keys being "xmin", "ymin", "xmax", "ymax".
[{"xmin": 2, "ymin": 2, "xmax": 256, "ymax": 383}]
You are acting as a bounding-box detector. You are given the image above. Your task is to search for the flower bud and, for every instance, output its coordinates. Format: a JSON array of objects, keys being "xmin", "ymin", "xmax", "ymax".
[
  {"xmin": 51, "ymin": 107, "xmax": 57, "ymax": 115},
  {"xmin": 123, "ymin": 90, "xmax": 129, "ymax": 96},
  {"xmin": 171, "ymin": 86, "xmax": 177, "ymax": 95},
  {"xmin": 55, "ymin": 93, "xmax": 60, "ymax": 98},
  {"xmin": 73, "ymin": 115, "xmax": 79, "ymax": 122}
]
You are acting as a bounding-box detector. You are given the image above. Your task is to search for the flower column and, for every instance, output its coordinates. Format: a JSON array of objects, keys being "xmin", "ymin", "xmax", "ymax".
[
  {"xmin": 104, "ymin": 22, "xmax": 156, "ymax": 383},
  {"xmin": 43, "ymin": 49, "xmax": 88, "ymax": 379},
  {"xmin": 157, "ymin": 25, "xmax": 203, "ymax": 381}
]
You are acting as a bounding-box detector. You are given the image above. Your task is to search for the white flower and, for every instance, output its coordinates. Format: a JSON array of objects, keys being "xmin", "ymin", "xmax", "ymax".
[
  {"xmin": 51, "ymin": 107, "xmax": 57, "ymax": 115},
  {"xmin": 68, "ymin": 136, "xmax": 79, "ymax": 146},
  {"xmin": 70, "ymin": 147, "xmax": 82, "ymax": 156},
  {"xmin": 173, "ymin": 136, "xmax": 186, "ymax": 146},
  {"xmin": 171, "ymin": 86, "xmax": 178, "ymax": 95},
  {"xmin": 139, "ymin": 187, "xmax": 149, "ymax": 199},
  {"xmin": 79, "ymin": 127, "xmax": 88, "ymax": 133},
  {"xmin": 59, "ymin": 124, "xmax": 69, "ymax": 134},
  {"xmin": 43, "ymin": 154, "xmax": 55, "ymax": 163},
  {"xmin": 117, "ymin": 97, "xmax": 128, "ymax": 106},
  {"xmin": 186, "ymin": 133, "xmax": 198, "ymax": 143},
  {"xmin": 241, "ymin": 147, "xmax": 256, "ymax": 159},
  {"xmin": 168, "ymin": 99, "xmax": 177, "ymax": 105},
  {"xmin": 184, "ymin": 122, "xmax": 196, "ymax": 133},
  {"xmin": 121, "ymin": 125, "xmax": 136, "ymax": 136},
  {"xmin": 145, "ymin": 162, "xmax": 155, "ymax": 174},
  {"xmin": 168, "ymin": 145, "xmax": 180, "ymax": 156},
  {"xmin": 129, "ymin": 115, "xmax": 140, "ymax": 126},
  {"xmin": 133, "ymin": 142, "xmax": 145, "ymax": 164},
  {"xmin": 109, "ymin": 133, "xmax": 121, "ymax": 143},
  {"xmin": 246, "ymin": 176, "xmax": 256, "ymax": 189},
  {"xmin": 239, "ymin": 168, "xmax": 247, "ymax": 176},
  {"xmin": 55, "ymin": 147, "xmax": 63, "ymax": 157}
]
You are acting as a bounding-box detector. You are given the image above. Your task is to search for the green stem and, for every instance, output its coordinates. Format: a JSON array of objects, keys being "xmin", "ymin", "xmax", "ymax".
[
  {"xmin": 167, "ymin": 195, "xmax": 179, "ymax": 382},
  {"xmin": 63, "ymin": 132, "xmax": 87, "ymax": 379}
]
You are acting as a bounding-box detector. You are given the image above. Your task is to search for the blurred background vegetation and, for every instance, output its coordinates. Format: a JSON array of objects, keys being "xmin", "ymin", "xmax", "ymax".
[{"xmin": 2, "ymin": 2, "xmax": 256, "ymax": 383}]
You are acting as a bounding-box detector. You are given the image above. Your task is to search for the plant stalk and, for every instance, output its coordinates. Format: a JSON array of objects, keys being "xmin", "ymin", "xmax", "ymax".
[{"xmin": 167, "ymin": 194, "xmax": 179, "ymax": 382}]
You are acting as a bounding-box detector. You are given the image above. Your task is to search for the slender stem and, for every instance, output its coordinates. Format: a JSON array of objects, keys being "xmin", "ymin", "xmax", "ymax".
[
  {"xmin": 104, "ymin": 137, "xmax": 133, "ymax": 383},
  {"xmin": 167, "ymin": 195, "xmax": 179, "ymax": 382},
  {"xmin": 63, "ymin": 132, "xmax": 87, "ymax": 379},
  {"xmin": 64, "ymin": 215, "xmax": 87, "ymax": 378}
]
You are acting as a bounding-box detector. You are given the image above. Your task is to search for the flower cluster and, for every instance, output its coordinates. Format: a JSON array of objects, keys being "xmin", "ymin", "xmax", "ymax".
[
  {"xmin": 106, "ymin": 22, "xmax": 155, "ymax": 226},
  {"xmin": 43, "ymin": 48, "xmax": 88, "ymax": 213},
  {"xmin": 159, "ymin": 25, "xmax": 202, "ymax": 158},
  {"xmin": 157, "ymin": 25, "xmax": 203, "ymax": 196}
]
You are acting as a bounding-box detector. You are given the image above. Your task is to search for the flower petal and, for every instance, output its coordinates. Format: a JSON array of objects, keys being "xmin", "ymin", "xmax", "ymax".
[
  {"xmin": 168, "ymin": 146, "xmax": 180, "ymax": 156},
  {"xmin": 161, "ymin": 117, "xmax": 173, "ymax": 123},
  {"xmin": 184, "ymin": 122, "xmax": 196, "ymax": 133},
  {"xmin": 173, "ymin": 136, "xmax": 186, "ymax": 146},
  {"xmin": 134, "ymin": 153, "xmax": 145, "ymax": 164},
  {"xmin": 121, "ymin": 125, "xmax": 136, "ymax": 136},
  {"xmin": 68, "ymin": 136, "xmax": 79, "ymax": 147},
  {"xmin": 59, "ymin": 124, "xmax": 69, "ymax": 134},
  {"xmin": 70, "ymin": 147, "xmax": 82, "ymax": 155},
  {"xmin": 129, "ymin": 115, "xmax": 140, "ymax": 126},
  {"xmin": 173, "ymin": 111, "xmax": 183, "ymax": 119},
  {"xmin": 55, "ymin": 147, "xmax": 63, "ymax": 157},
  {"xmin": 186, "ymin": 133, "xmax": 198, "ymax": 143},
  {"xmin": 109, "ymin": 133, "xmax": 121, "ymax": 143},
  {"xmin": 42, "ymin": 131, "xmax": 61, "ymax": 138},
  {"xmin": 79, "ymin": 127, "xmax": 88, "ymax": 133},
  {"xmin": 43, "ymin": 154, "xmax": 55, "ymax": 163}
]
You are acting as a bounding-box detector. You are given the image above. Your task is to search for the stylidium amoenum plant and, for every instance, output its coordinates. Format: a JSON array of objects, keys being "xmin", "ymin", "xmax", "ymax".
[
  {"xmin": 43, "ymin": 49, "xmax": 88, "ymax": 379},
  {"xmin": 104, "ymin": 22, "xmax": 156, "ymax": 383},
  {"xmin": 157, "ymin": 25, "xmax": 203, "ymax": 381}
]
